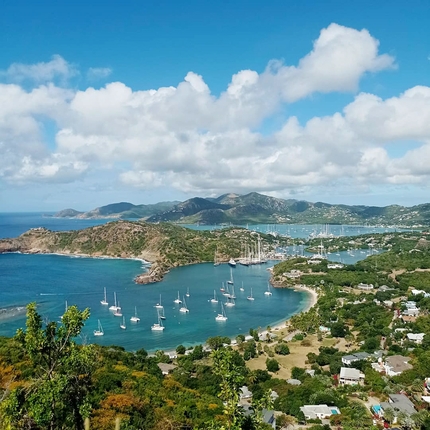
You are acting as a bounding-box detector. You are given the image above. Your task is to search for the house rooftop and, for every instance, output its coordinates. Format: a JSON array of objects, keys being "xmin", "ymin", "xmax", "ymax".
[
  {"xmin": 340, "ymin": 367, "xmax": 364, "ymax": 380},
  {"xmin": 157, "ymin": 363, "xmax": 177, "ymax": 375},
  {"xmin": 300, "ymin": 404, "xmax": 340, "ymax": 420},
  {"xmin": 385, "ymin": 355, "xmax": 413, "ymax": 373},
  {"xmin": 381, "ymin": 394, "xmax": 417, "ymax": 416}
]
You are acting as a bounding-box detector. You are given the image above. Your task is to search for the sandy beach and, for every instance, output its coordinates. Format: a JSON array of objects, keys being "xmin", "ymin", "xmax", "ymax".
[{"xmin": 261, "ymin": 283, "xmax": 319, "ymax": 334}]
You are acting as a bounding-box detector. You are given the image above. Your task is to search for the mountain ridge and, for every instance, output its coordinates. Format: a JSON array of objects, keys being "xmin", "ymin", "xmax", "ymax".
[{"xmin": 54, "ymin": 193, "xmax": 430, "ymax": 227}]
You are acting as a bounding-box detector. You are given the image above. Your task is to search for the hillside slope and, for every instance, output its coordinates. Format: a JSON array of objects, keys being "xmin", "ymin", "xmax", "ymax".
[{"xmin": 0, "ymin": 221, "xmax": 285, "ymax": 283}]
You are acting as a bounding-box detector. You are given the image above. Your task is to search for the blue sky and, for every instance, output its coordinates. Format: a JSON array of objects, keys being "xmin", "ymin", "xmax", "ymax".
[{"xmin": 1, "ymin": 0, "xmax": 430, "ymax": 211}]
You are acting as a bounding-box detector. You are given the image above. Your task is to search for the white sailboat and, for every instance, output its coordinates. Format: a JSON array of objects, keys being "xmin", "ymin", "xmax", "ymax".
[
  {"xmin": 264, "ymin": 283, "xmax": 273, "ymax": 296},
  {"xmin": 94, "ymin": 319, "xmax": 104, "ymax": 336},
  {"xmin": 230, "ymin": 284, "xmax": 236, "ymax": 299},
  {"xmin": 220, "ymin": 282, "xmax": 226, "ymax": 293},
  {"xmin": 179, "ymin": 297, "xmax": 189, "ymax": 313},
  {"xmin": 210, "ymin": 290, "xmax": 218, "ymax": 303},
  {"xmin": 228, "ymin": 258, "xmax": 237, "ymax": 267},
  {"xmin": 215, "ymin": 303, "xmax": 228, "ymax": 321},
  {"xmin": 130, "ymin": 306, "xmax": 140, "ymax": 322},
  {"xmin": 60, "ymin": 300, "xmax": 68, "ymax": 320},
  {"xmin": 155, "ymin": 294, "xmax": 164, "ymax": 309},
  {"xmin": 214, "ymin": 247, "xmax": 220, "ymax": 266},
  {"xmin": 225, "ymin": 296, "xmax": 235, "ymax": 307},
  {"xmin": 151, "ymin": 310, "xmax": 165, "ymax": 331},
  {"xmin": 239, "ymin": 281, "xmax": 245, "ymax": 292},
  {"xmin": 159, "ymin": 307, "xmax": 166, "ymax": 320},
  {"xmin": 186, "ymin": 287, "xmax": 190, "ymax": 297},
  {"xmin": 174, "ymin": 291, "xmax": 182, "ymax": 304},
  {"xmin": 100, "ymin": 287, "xmax": 108, "ymax": 305},
  {"xmin": 247, "ymin": 288, "xmax": 255, "ymax": 301},
  {"xmin": 222, "ymin": 283, "xmax": 230, "ymax": 297},
  {"xmin": 109, "ymin": 292, "xmax": 119, "ymax": 311},
  {"xmin": 227, "ymin": 268, "xmax": 234, "ymax": 285},
  {"xmin": 113, "ymin": 300, "xmax": 122, "ymax": 317},
  {"xmin": 120, "ymin": 315, "xmax": 126, "ymax": 330}
]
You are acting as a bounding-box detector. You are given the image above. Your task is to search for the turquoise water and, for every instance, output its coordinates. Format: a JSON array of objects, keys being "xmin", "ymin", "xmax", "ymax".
[
  {"xmin": 0, "ymin": 253, "xmax": 308, "ymax": 352},
  {"xmin": 0, "ymin": 213, "xmax": 395, "ymax": 352}
]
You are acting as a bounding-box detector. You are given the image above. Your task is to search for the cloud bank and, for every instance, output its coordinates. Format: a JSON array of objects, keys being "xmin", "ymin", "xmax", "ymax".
[{"xmin": 1, "ymin": 23, "xmax": 429, "ymax": 201}]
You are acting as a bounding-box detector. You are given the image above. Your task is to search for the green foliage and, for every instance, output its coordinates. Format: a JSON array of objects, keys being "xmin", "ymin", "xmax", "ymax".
[
  {"xmin": 211, "ymin": 348, "xmax": 246, "ymax": 430},
  {"xmin": 207, "ymin": 336, "xmax": 231, "ymax": 351},
  {"xmin": 1, "ymin": 303, "xmax": 94, "ymax": 430},
  {"xmin": 176, "ymin": 344, "xmax": 186, "ymax": 355},
  {"xmin": 274, "ymin": 342, "xmax": 290, "ymax": 355},
  {"xmin": 265, "ymin": 358, "xmax": 280, "ymax": 373}
]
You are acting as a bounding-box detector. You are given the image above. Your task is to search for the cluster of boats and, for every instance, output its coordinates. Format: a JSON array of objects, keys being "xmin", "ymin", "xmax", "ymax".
[
  {"xmin": 94, "ymin": 289, "xmax": 139, "ymax": 336},
  {"xmin": 93, "ymin": 272, "xmax": 273, "ymax": 336}
]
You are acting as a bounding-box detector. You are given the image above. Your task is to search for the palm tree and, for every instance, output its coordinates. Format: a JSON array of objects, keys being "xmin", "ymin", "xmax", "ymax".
[
  {"xmin": 410, "ymin": 378, "xmax": 425, "ymax": 394},
  {"xmin": 411, "ymin": 410, "xmax": 430, "ymax": 429},
  {"xmin": 383, "ymin": 407, "xmax": 395, "ymax": 425}
]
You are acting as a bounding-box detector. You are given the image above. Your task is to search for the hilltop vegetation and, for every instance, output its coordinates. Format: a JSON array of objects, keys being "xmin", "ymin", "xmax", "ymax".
[
  {"xmin": 55, "ymin": 192, "xmax": 430, "ymax": 226},
  {"xmin": 0, "ymin": 220, "xmax": 287, "ymax": 283},
  {"xmin": 3, "ymin": 230, "xmax": 430, "ymax": 428}
]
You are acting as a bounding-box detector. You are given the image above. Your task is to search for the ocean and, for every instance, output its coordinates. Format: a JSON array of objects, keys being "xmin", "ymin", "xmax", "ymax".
[{"xmin": 0, "ymin": 213, "xmax": 398, "ymax": 352}]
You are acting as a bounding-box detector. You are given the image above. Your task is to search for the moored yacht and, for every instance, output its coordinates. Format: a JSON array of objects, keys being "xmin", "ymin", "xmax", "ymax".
[{"xmin": 228, "ymin": 258, "xmax": 237, "ymax": 267}]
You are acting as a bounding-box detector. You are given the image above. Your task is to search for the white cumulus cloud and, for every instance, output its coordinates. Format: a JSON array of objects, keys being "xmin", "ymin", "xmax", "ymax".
[{"xmin": 2, "ymin": 23, "xmax": 429, "ymax": 203}]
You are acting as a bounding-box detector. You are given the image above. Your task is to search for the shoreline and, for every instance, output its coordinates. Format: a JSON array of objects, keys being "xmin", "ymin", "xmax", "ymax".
[{"xmin": 266, "ymin": 283, "xmax": 319, "ymax": 332}]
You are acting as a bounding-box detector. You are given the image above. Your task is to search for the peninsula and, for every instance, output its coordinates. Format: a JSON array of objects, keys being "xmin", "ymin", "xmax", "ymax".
[{"xmin": 0, "ymin": 220, "xmax": 288, "ymax": 284}]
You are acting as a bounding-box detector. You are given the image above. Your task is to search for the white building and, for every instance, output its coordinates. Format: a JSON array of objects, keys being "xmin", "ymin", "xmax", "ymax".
[
  {"xmin": 339, "ymin": 367, "xmax": 365, "ymax": 385},
  {"xmin": 300, "ymin": 404, "xmax": 340, "ymax": 420},
  {"xmin": 406, "ymin": 333, "xmax": 425, "ymax": 344}
]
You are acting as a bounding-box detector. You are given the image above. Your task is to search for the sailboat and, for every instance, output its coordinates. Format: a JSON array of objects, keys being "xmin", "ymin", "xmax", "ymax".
[
  {"xmin": 174, "ymin": 291, "xmax": 182, "ymax": 304},
  {"xmin": 220, "ymin": 282, "xmax": 225, "ymax": 293},
  {"xmin": 222, "ymin": 283, "xmax": 230, "ymax": 297},
  {"xmin": 159, "ymin": 307, "xmax": 166, "ymax": 320},
  {"xmin": 100, "ymin": 287, "xmax": 108, "ymax": 305},
  {"xmin": 179, "ymin": 297, "xmax": 189, "ymax": 313},
  {"xmin": 113, "ymin": 300, "xmax": 122, "ymax": 317},
  {"xmin": 239, "ymin": 281, "xmax": 245, "ymax": 292},
  {"xmin": 120, "ymin": 315, "xmax": 126, "ymax": 330},
  {"xmin": 227, "ymin": 268, "xmax": 234, "ymax": 285},
  {"xmin": 60, "ymin": 300, "xmax": 68, "ymax": 320},
  {"xmin": 109, "ymin": 292, "xmax": 119, "ymax": 311},
  {"xmin": 230, "ymin": 284, "xmax": 236, "ymax": 299},
  {"xmin": 155, "ymin": 294, "xmax": 164, "ymax": 309},
  {"xmin": 264, "ymin": 283, "xmax": 273, "ymax": 296},
  {"xmin": 210, "ymin": 290, "xmax": 218, "ymax": 303},
  {"xmin": 130, "ymin": 306, "xmax": 140, "ymax": 322},
  {"xmin": 215, "ymin": 303, "xmax": 228, "ymax": 321},
  {"xmin": 247, "ymin": 288, "xmax": 255, "ymax": 301},
  {"xmin": 225, "ymin": 296, "xmax": 235, "ymax": 307},
  {"xmin": 151, "ymin": 310, "xmax": 165, "ymax": 331},
  {"xmin": 186, "ymin": 287, "xmax": 190, "ymax": 297},
  {"xmin": 94, "ymin": 319, "xmax": 104, "ymax": 336},
  {"xmin": 214, "ymin": 247, "xmax": 220, "ymax": 266}
]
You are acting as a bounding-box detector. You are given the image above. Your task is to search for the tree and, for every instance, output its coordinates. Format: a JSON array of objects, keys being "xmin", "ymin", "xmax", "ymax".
[
  {"xmin": 176, "ymin": 344, "xmax": 186, "ymax": 355},
  {"xmin": 1, "ymin": 302, "xmax": 94, "ymax": 430},
  {"xmin": 266, "ymin": 358, "xmax": 280, "ymax": 373},
  {"xmin": 383, "ymin": 407, "xmax": 395, "ymax": 425},
  {"xmin": 330, "ymin": 321, "xmax": 347, "ymax": 338},
  {"xmin": 211, "ymin": 348, "xmax": 245, "ymax": 430},
  {"xmin": 275, "ymin": 343, "xmax": 290, "ymax": 355}
]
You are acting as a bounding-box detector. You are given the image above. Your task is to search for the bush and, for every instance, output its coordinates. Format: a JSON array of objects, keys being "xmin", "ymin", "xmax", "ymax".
[
  {"xmin": 275, "ymin": 343, "xmax": 290, "ymax": 355},
  {"xmin": 266, "ymin": 358, "xmax": 280, "ymax": 373},
  {"xmin": 176, "ymin": 344, "xmax": 186, "ymax": 355}
]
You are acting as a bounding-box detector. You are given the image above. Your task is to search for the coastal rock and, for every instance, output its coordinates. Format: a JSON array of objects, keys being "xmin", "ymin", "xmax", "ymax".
[{"xmin": 134, "ymin": 263, "xmax": 164, "ymax": 284}]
